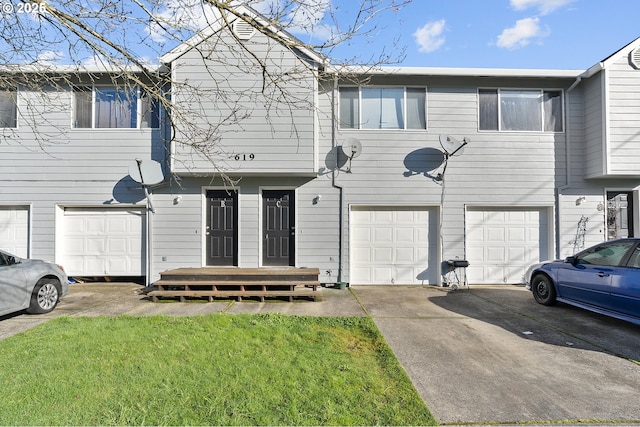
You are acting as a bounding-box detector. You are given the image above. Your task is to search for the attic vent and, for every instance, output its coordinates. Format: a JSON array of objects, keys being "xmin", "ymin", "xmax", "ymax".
[
  {"xmin": 630, "ymin": 48, "xmax": 640, "ymax": 69},
  {"xmin": 232, "ymin": 20, "xmax": 256, "ymax": 40}
]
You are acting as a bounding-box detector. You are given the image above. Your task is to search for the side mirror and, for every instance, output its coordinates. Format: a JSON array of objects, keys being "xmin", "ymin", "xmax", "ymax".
[{"xmin": 565, "ymin": 256, "xmax": 577, "ymax": 265}]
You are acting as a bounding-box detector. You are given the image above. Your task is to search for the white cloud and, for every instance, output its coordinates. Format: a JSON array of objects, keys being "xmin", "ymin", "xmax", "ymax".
[
  {"xmin": 35, "ymin": 50, "xmax": 65, "ymax": 65},
  {"xmin": 146, "ymin": 0, "xmax": 222, "ymax": 43},
  {"xmin": 82, "ymin": 54, "xmax": 108, "ymax": 67},
  {"xmin": 251, "ymin": 0, "xmax": 335, "ymax": 42},
  {"xmin": 413, "ymin": 19, "xmax": 446, "ymax": 53},
  {"xmin": 510, "ymin": 0, "xmax": 575, "ymax": 15},
  {"xmin": 496, "ymin": 17, "xmax": 549, "ymax": 49}
]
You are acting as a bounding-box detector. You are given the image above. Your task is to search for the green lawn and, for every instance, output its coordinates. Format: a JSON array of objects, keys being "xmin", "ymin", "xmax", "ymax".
[{"xmin": 0, "ymin": 314, "xmax": 436, "ymax": 426}]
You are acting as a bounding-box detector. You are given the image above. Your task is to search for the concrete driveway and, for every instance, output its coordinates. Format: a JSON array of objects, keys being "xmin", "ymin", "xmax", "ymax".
[{"xmin": 1, "ymin": 283, "xmax": 639, "ymax": 425}]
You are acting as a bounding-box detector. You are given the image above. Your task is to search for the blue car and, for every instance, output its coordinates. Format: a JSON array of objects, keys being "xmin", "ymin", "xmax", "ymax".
[{"xmin": 526, "ymin": 238, "xmax": 640, "ymax": 326}]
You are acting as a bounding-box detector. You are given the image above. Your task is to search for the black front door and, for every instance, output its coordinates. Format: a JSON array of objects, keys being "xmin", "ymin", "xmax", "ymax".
[
  {"xmin": 263, "ymin": 190, "xmax": 295, "ymax": 266},
  {"xmin": 206, "ymin": 190, "xmax": 238, "ymax": 266}
]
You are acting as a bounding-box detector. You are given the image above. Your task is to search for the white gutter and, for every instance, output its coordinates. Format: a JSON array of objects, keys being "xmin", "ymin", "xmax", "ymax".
[{"xmin": 327, "ymin": 65, "xmax": 583, "ymax": 79}]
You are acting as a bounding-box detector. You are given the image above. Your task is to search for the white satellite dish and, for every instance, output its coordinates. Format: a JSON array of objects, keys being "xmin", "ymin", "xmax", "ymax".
[
  {"xmin": 340, "ymin": 137, "xmax": 363, "ymax": 173},
  {"xmin": 341, "ymin": 137, "xmax": 362, "ymax": 159},
  {"xmin": 129, "ymin": 159, "xmax": 164, "ymax": 186},
  {"xmin": 439, "ymin": 134, "xmax": 469, "ymax": 157}
]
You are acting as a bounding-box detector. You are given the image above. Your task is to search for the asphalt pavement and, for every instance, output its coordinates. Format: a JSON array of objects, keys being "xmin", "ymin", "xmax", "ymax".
[{"xmin": 1, "ymin": 282, "xmax": 639, "ymax": 426}]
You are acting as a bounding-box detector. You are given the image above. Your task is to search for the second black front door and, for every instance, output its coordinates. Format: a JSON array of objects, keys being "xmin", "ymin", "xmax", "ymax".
[
  {"xmin": 263, "ymin": 190, "xmax": 295, "ymax": 266},
  {"xmin": 206, "ymin": 190, "xmax": 238, "ymax": 266}
]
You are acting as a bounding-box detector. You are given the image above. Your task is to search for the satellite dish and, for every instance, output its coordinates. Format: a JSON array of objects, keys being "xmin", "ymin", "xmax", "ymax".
[
  {"xmin": 439, "ymin": 134, "xmax": 469, "ymax": 157},
  {"xmin": 341, "ymin": 137, "xmax": 362, "ymax": 159},
  {"xmin": 129, "ymin": 159, "xmax": 164, "ymax": 186}
]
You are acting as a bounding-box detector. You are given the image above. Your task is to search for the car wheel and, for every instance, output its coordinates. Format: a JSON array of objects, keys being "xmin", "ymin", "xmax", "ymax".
[
  {"xmin": 531, "ymin": 274, "xmax": 557, "ymax": 306},
  {"xmin": 27, "ymin": 279, "xmax": 61, "ymax": 314}
]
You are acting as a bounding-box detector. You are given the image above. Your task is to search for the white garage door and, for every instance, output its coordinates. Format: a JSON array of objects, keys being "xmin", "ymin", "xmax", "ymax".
[
  {"xmin": 466, "ymin": 208, "xmax": 550, "ymax": 284},
  {"xmin": 351, "ymin": 206, "xmax": 437, "ymax": 285},
  {"xmin": 61, "ymin": 207, "xmax": 145, "ymax": 276},
  {"xmin": 0, "ymin": 207, "xmax": 29, "ymax": 257}
]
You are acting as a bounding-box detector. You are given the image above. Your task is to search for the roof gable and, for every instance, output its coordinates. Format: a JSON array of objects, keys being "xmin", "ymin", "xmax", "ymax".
[
  {"xmin": 582, "ymin": 36, "xmax": 640, "ymax": 77},
  {"xmin": 160, "ymin": 4, "xmax": 325, "ymax": 67}
]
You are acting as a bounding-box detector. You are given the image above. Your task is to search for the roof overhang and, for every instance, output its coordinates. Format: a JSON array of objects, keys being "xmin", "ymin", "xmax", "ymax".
[
  {"xmin": 326, "ymin": 65, "xmax": 583, "ymax": 79},
  {"xmin": 0, "ymin": 64, "xmax": 166, "ymax": 75}
]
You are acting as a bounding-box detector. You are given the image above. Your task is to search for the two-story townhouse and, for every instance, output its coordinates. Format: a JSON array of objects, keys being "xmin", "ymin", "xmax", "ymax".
[
  {"xmin": 0, "ymin": 67, "xmax": 165, "ymax": 283},
  {"xmin": 3, "ymin": 7, "xmax": 640, "ymax": 288},
  {"xmin": 556, "ymin": 39, "xmax": 640, "ymax": 261},
  {"xmin": 149, "ymin": 29, "xmax": 640, "ymax": 286}
]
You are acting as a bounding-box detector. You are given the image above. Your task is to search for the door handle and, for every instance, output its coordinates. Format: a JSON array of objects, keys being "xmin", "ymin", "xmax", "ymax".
[{"xmin": 598, "ymin": 272, "xmax": 610, "ymax": 277}]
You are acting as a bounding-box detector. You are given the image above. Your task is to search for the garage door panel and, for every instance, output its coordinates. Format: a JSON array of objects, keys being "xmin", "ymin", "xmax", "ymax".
[
  {"xmin": 508, "ymin": 227, "xmax": 525, "ymax": 241},
  {"xmin": 396, "ymin": 228, "xmax": 415, "ymax": 243},
  {"xmin": 353, "ymin": 247, "xmax": 371, "ymax": 262},
  {"xmin": 0, "ymin": 207, "xmax": 29, "ymax": 257},
  {"xmin": 373, "ymin": 210, "xmax": 393, "ymax": 223},
  {"xmin": 62, "ymin": 208, "xmax": 145, "ymax": 276},
  {"xmin": 374, "ymin": 227, "xmax": 393, "ymax": 242},
  {"xmin": 352, "ymin": 227, "xmax": 371, "ymax": 243},
  {"xmin": 486, "ymin": 227, "xmax": 505, "ymax": 241},
  {"xmin": 373, "ymin": 267, "xmax": 392, "ymax": 283},
  {"xmin": 507, "ymin": 247, "xmax": 526, "ymax": 263},
  {"xmin": 395, "ymin": 266, "xmax": 417, "ymax": 283},
  {"xmin": 351, "ymin": 207, "xmax": 436, "ymax": 285},
  {"xmin": 86, "ymin": 218, "xmax": 106, "ymax": 234},
  {"xmin": 373, "ymin": 247, "xmax": 393, "ymax": 262},
  {"xmin": 352, "ymin": 267, "xmax": 370, "ymax": 282},
  {"xmin": 396, "ymin": 247, "xmax": 415, "ymax": 263},
  {"xmin": 467, "ymin": 208, "xmax": 549, "ymax": 284}
]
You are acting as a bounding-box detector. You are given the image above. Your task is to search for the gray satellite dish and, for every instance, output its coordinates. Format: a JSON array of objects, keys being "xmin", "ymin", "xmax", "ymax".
[
  {"xmin": 342, "ymin": 137, "xmax": 362, "ymax": 159},
  {"xmin": 129, "ymin": 159, "xmax": 164, "ymax": 186},
  {"xmin": 439, "ymin": 134, "xmax": 469, "ymax": 157}
]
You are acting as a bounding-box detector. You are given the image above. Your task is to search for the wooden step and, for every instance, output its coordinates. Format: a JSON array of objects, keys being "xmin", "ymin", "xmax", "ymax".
[
  {"xmin": 151, "ymin": 267, "xmax": 321, "ymax": 303},
  {"xmin": 154, "ymin": 280, "xmax": 319, "ymax": 289},
  {"xmin": 148, "ymin": 289, "xmax": 319, "ymax": 302}
]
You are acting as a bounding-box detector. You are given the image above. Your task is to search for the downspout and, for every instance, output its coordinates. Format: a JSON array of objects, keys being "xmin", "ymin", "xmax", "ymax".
[
  {"xmin": 331, "ymin": 73, "xmax": 344, "ymax": 283},
  {"xmin": 136, "ymin": 159, "xmax": 155, "ymax": 288},
  {"xmin": 555, "ymin": 76, "xmax": 582, "ymax": 258}
]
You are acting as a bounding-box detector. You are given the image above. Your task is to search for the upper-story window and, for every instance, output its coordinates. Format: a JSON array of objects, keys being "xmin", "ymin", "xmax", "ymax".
[
  {"xmin": 339, "ymin": 87, "xmax": 426, "ymax": 130},
  {"xmin": 73, "ymin": 86, "xmax": 160, "ymax": 129},
  {"xmin": 479, "ymin": 89, "xmax": 563, "ymax": 132},
  {"xmin": 0, "ymin": 89, "xmax": 17, "ymax": 128}
]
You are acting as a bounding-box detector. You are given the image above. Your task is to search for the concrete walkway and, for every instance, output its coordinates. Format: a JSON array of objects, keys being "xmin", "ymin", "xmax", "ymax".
[{"xmin": 1, "ymin": 282, "xmax": 639, "ymax": 425}]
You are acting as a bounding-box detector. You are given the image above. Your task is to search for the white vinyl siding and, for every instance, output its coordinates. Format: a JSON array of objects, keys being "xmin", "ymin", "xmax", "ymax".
[
  {"xmin": 339, "ymin": 87, "xmax": 427, "ymax": 130},
  {"xmin": 606, "ymin": 56, "xmax": 640, "ymax": 175}
]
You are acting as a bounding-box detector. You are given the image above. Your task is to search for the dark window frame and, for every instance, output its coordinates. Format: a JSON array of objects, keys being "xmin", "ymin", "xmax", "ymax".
[
  {"xmin": 478, "ymin": 88, "xmax": 564, "ymax": 133},
  {"xmin": 339, "ymin": 86, "xmax": 427, "ymax": 130}
]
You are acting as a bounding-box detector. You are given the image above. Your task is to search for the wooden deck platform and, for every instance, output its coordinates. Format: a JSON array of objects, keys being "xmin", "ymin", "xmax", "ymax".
[{"xmin": 148, "ymin": 267, "xmax": 320, "ymax": 302}]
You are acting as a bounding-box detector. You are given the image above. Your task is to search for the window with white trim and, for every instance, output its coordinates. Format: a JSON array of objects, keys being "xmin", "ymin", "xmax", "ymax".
[
  {"xmin": 73, "ymin": 86, "xmax": 160, "ymax": 129},
  {"xmin": 339, "ymin": 87, "xmax": 426, "ymax": 130},
  {"xmin": 479, "ymin": 88, "xmax": 563, "ymax": 132},
  {"xmin": 0, "ymin": 89, "xmax": 17, "ymax": 128}
]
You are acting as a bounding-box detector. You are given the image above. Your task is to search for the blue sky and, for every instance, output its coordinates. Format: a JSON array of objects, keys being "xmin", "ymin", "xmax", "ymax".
[
  {"xmin": 9, "ymin": 0, "xmax": 639, "ymax": 72},
  {"xmin": 328, "ymin": 0, "xmax": 640, "ymax": 70}
]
